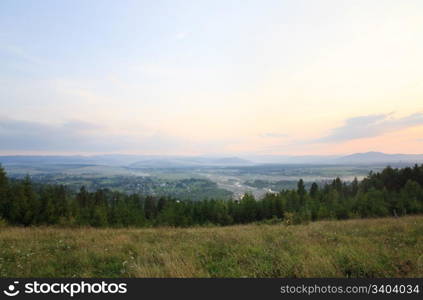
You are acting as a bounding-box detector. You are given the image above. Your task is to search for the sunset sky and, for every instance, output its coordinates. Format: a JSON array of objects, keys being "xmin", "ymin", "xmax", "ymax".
[{"xmin": 1, "ymin": 0, "xmax": 422, "ymax": 156}]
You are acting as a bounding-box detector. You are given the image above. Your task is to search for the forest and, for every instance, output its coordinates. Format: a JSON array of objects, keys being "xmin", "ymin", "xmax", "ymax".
[{"xmin": 0, "ymin": 164, "xmax": 423, "ymax": 227}]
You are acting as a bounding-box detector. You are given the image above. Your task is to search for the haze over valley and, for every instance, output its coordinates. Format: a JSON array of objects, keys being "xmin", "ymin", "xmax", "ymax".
[{"xmin": 2, "ymin": 151, "xmax": 423, "ymax": 199}]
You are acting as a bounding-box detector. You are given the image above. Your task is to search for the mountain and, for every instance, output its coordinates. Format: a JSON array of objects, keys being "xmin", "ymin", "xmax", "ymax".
[
  {"xmin": 336, "ymin": 152, "xmax": 423, "ymax": 164},
  {"xmin": 243, "ymin": 155, "xmax": 340, "ymax": 164},
  {"xmin": 209, "ymin": 157, "xmax": 252, "ymax": 165},
  {"xmin": 1, "ymin": 152, "xmax": 423, "ymax": 168},
  {"xmin": 0, "ymin": 155, "xmax": 98, "ymax": 165},
  {"xmin": 128, "ymin": 156, "xmax": 253, "ymax": 168},
  {"xmin": 0, "ymin": 155, "xmax": 253, "ymax": 169},
  {"xmin": 243, "ymin": 152, "xmax": 423, "ymax": 165}
]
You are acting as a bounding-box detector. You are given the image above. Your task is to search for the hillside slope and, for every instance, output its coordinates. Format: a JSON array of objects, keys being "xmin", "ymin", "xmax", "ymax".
[{"xmin": 0, "ymin": 215, "xmax": 422, "ymax": 277}]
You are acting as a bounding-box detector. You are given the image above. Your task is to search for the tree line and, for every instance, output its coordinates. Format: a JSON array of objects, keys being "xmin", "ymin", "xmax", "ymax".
[{"xmin": 0, "ymin": 164, "xmax": 423, "ymax": 227}]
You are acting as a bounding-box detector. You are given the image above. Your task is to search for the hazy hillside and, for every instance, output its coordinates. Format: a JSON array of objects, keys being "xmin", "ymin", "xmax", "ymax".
[
  {"xmin": 0, "ymin": 155, "xmax": 253, "ymax": 168},
  {"xmin": 2, "ymin": 152, "xmax": 423, "ymax": 168},
  {"xmin": 129, "ymin": 156, "xmax": 252, "ymax": 168},
  {"xmin": 336, "ymin": 152, "xmax": 423, "ymax": 164},
  {"xmin": 244, "ymin": 152, "xmax": 423, "ymax": 165}
]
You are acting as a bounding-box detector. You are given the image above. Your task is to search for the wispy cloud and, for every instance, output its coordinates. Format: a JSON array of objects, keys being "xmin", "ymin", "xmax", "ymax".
[
  {"xmin": 0, "ymin": 44, "xmax": 43, "ymax": 65},
  {"xmin": 0, "ymin": 118, "xmax": 123, "ymax": 152},
  {"xmin": 0, "ymin": 118, "xmax": 231, "ymax": 155},
  {"xmin": 259, "ymin": 132, "xmax": 288, "ymax": 138},
  {"xmin": 314, "ymin": 113, "xmax": 423, "ymax": 143},
  {"xmin": 174, "ymin": 32, "xmax": 188, "ymax": 40}
]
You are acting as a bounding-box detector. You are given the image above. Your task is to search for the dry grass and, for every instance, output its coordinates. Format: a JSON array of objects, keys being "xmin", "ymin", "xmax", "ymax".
[{"xmin": 0, "ymin": 216, "xmax": 422, "ymax": 277}]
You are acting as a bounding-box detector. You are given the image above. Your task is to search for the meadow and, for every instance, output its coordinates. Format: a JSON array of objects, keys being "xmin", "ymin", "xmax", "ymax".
[{"xmin": 0, "ymin": 215, "xmax": 422, "ymax": 278}]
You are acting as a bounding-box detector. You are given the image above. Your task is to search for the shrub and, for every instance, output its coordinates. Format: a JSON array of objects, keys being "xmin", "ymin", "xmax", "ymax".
[
  {"xmin": 0, "ymin": 217, "xmax": 8, "ymax": 228},
  {"xmin": 283, "ymin": 212, "xmax": 295, "ymax": 225}
]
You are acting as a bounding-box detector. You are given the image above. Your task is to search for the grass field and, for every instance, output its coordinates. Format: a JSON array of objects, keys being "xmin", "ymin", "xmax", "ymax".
[{"xmin": 0, "ymin": 216, "xmax": 422, "ymax": 278}]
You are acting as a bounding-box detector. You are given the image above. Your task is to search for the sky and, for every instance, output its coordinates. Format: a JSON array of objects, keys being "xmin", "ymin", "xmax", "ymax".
[{"xmin": 0, "ymin": 0, "xmax": 422, "ymax": 156}]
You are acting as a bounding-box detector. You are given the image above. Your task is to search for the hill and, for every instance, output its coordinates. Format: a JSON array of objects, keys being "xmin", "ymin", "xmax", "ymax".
[
  {"xmin": 0, "ymin": 215, "xmax": 421, "ymax": 277},
  {"xmin": 128, "ymin": 156, "xmax": 252, "ymax": 168},
  {"xmin": 0, "ymin": 154, "xmax": 253, "ymax": 168},
  {"xmin": 2, "ymin": 152, "xmax": 423, "ymax": 168},
  {"xmin": 336, "ymin": 151, "xmax": 423, "ymax": 164},
  {"xmin": 245, "ymin": 152, "xmax": 423, "ymax": 164}
]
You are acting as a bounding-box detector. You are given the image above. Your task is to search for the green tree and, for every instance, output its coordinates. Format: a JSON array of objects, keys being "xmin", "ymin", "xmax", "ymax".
[
  {"xmin": 297, "ymin": 179, "xmax": 306, "ymax": 198},
  {"xmin": 240, "ymin": 193, "xmax": 257, "ymax": 223},
  {"xmin": 0, "ymin": 165, "xmax": 9, "ymax": 219}
]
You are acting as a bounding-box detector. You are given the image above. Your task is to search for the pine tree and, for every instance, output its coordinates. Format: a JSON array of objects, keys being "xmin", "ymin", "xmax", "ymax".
[
  {"xmin": 297, "ymin": 179, "xmax": 306, "ymax": 198},
  {"xmin": 0, "ymin": 165, "xmax": 8, "ymax": 219},
  {"xmin": 309, "ymin": 182, "xmax": 319, "ymax": 198}
]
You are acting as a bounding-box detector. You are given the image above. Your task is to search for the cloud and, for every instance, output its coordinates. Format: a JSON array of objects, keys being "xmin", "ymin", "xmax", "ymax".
[
  {"xmin": 174, "ymin": 32, "xmax": 188, "ymax": 40},
  {"xmin": 315, "ymin": 113, "xmax": 423, "ymax": 143},
  {"xmin": 0, "ymin": 118, "xmax": 228, "ymax": 154},
  {"xmin": 61, "ymin": 120, "xmax": 102, "ymax": 131},
  {"xmin": 0, "ymin": 43, "xmax": 43, "ymax": 65},
  {"xmin": 259, "ymin": 132, "xmax": 288, "ymax": 138},
  {"xmin": 0, "ymin": 118, "xmax": 127, "ymax": 152}
]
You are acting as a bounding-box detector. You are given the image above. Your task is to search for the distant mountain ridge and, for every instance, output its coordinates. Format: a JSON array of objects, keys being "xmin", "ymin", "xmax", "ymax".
[
  {"xmin": 128, "ymin": 156, "xmax": 253, "ymax": 168},
  {"xmin": 1, "ymin": 152, "xmax": 423, "ymax": 167},
  {"xmin": 336, "ymin": 152, "xmax": 423, "ymax": 164},
  {"xmin": 0, "ymin": 155, "xmax": 254, "ymax": 168},
  {"xmin": 246, "ymin": 152, "xmax": 423, "ymax": 164}
]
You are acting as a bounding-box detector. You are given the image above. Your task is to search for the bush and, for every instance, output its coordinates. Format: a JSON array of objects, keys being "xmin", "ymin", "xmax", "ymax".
[
  {"xmin": 283, "ymin": 212, "xmax": 295, "ymax": 225},
  {"xmin": 0, "ymin": 218, "xmax": 8, "ymax": 228},
  {"xmin": 256, "ymin": 216, "xmax": 282, "ymax": 225},
  {"xmin": 283, "ymin": 212, "xmax": 310, "ymax": 225}
]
